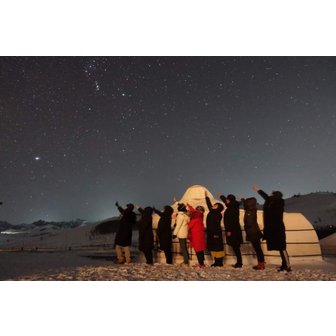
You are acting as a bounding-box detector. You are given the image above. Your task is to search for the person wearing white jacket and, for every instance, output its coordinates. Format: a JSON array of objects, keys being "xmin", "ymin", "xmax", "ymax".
[{"xmin": 173, "ymin": 203, "xmax": 190, "ymax": 266}]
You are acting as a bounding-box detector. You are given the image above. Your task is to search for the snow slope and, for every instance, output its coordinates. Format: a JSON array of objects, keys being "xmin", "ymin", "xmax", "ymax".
[{"xmin": 285, "ymin": 192, "xmax": 336, "ymax": 228}]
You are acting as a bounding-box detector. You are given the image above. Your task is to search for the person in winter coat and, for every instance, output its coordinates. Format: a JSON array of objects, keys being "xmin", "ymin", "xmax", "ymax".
[
  {"xmin": 172, "ymin": 203, "xmax": 190, "ymax": 266},
  {"xmin": 187, "ymin": 203, "xmax": 206, "ymax": 268},
  {"xmin": 153, "ymin": 205, "xmax": 174, "ymax": 264},
  {"xmin": 241, "ymin": 197, "xmax": 265, "ymax": 270},
  {"xmin": 114, "ymin": 202, "xmax": 137, "ymax": 264},
  {"xmin": 205, "ymin": 193, "xmax": 225, "ymax": 267},
  {"xmin": 252, "ymin": 184, "xmax": 291, "ymax": 272},
  {"xmin": 136, "ymin": 205, "xmax": 154, "ymax": 265},
  {"xmin": 219, "ymin": 193, "xmax": 243, "ymax": 268}
]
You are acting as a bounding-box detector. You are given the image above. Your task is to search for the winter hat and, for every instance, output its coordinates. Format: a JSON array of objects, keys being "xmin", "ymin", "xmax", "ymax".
[
  {"xmin": 214, "ymin": 203, "xmax": 224, "ymax": 212},
  {"xmin": 272, "ymin": 191, "xmax": 283, "ymax": 199},
  {"xmin": 195, "ymin": 205, "xmax": 205, "ymax": 212},
  {"xmin": 126, "ymin": 203, "xmax": 134, "ymax": 211},
  {"xmin": 244, "ymin": 197, "xmax": 257, "ymax": 211},
  {"xmin": 177, "ymin": 203, "xmax": 187, "ymax": 212},
  {"xmin": 227, "ymin": 194, "xmax": 236, "ymax": 202},
  {"xmin": 164, "ymin": 205, "xmax": 174, "ymax": 216},
  {"xmin": 143, "ymin": 207, "xmax": 153, "ymax": 215}
]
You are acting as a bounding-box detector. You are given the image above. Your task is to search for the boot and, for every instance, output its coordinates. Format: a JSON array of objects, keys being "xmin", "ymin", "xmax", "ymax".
[
  {"xmin": 232, "ymin": 263, "xmax": 243, "ymax": 268},
  {"xmin": 277, "ymin": 265, "xmax": 292, "ymax": 272},
  {"xmin": 211, "ymin": 258, "xmax": 221, "ymax": 267},
  {"xmin": 253, "ymin": 261, "xmax": 265, "ymax": 270}
]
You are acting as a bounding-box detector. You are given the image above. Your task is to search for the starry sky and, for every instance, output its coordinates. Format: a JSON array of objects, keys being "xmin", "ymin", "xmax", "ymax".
[{"xmin": 1, "ymin": 56, "xmax": 336, "ymax": 224}]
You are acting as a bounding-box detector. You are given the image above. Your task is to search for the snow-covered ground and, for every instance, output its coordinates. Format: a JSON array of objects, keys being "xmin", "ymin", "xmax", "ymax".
[{"xmin": 1, "ymin": 250, "xmax": 335, "ymax": 281}]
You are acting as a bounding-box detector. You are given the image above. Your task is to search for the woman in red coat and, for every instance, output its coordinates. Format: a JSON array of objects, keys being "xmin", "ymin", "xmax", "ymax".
[{"xmin": 187, "ymin": 204, "xmax": 206, "ymax": 268}]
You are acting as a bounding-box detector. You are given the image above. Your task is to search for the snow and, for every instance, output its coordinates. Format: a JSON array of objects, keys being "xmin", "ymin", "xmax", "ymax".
[
  {"xmin": 0, "ymin": 250, "xmax": 335, "ymax": 281},
  {"xmin": 1, "ymin": 249, "xmax": 335, "ymax": 335}
]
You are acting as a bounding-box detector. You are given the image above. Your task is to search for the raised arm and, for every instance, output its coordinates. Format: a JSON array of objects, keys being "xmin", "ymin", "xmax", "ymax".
[
  {"xmin": 115, "ymin": 202, "xmax": 125, "ymax": 214},
  {"xmin": 153, "ymin": 208, "xmax": 163, "ymax": 217},
  {"xmin": 205, "ymin": 196, "xmax": 212, "ymax": 211},
  {"xmin": 252, "ymin": 184, "xmax": 269, "ymax": 201},
  {"xmin": 258, "ymin": 190, "xmax": 269, "ymax": 200},
  {"xmin": 187, "ymin": 203, "xmax": 195, "ymax": 212},
  {"xmin": 219, "ymin": 194, "xmax": 228, "ymax": 205}
]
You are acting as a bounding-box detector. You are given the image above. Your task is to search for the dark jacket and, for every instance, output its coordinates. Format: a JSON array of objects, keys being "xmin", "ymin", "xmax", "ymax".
[
  {"xmin": 114, "ymin": 206, "xmax": 136, "ymax": 246},
  {"xmin": 220, "ymin": 195, "xmax": 243, "ymax": 246},
  {"xmin": 258, "ymin": 189, "xmax": 286, "ymax": 251},
  {"xmin": 242, "ymin": 197, "xmax": 263, "ymax": 242},
  {"xmin": 138, "ymin": 207, "xmax": 154, "ymax": 252},
  {"xmin": 205, "ymin": 197, "xmax": 224, "ymax": 252},
  {"xmin": 154, "ymin": 206, "xmax": 174, "ymax": 251}
]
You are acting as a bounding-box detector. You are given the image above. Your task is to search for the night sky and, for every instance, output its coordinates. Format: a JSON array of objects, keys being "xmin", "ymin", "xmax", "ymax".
[{"xmin": 1, "ymin": 56, "xmax": 336, "ymax": 224}]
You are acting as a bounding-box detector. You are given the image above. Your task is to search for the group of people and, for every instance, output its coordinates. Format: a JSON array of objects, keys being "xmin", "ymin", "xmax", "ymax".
[{"xmin": 113, "ymin": 185, "xmax": 292, "ymax": 272}]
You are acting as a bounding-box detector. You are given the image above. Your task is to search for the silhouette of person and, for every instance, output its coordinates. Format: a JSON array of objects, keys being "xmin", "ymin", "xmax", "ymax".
[
  {"xmin": 241, "ymin": 197, "xmax": 265, "ymax": 270},
  {"xmin": 153, "ymin": 206, "xmax": 174, "ymax": 264},
  {"xmin": 114, "ymin": 202, "xmax": 136, "ymax": 264},
  {"xmin": 252, "ymin": 184, "xmax": 291, "ymax": 272},
  {"xmin": 136, "ymin": 205, "xmax": 154, "ymax": 265},
  {"xmin": 219, "ymin": 193, "xmax": 243, "ymax": 268},
  {"xmin": 205, "ymin": 193, "xmax": 225, "ymax": 267}
]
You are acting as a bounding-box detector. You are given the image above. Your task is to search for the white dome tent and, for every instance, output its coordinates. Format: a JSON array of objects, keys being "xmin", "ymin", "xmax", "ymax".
[{"xmin": 151, "ymin": 185, "xmax": 322, "ymax": 265}]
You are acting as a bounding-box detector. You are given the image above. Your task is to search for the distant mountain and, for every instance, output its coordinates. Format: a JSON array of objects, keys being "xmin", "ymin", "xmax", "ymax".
[
  {"xmin": 0, "ymin": 218, "xmax": 86, "ymax": 233},
  {"xmin": 31, "ymin": 219, "xmax": 85, "ymax": 229},
  {"xmin": 0, "ymin": 221, "xmax": 13, "ymax": 232}
]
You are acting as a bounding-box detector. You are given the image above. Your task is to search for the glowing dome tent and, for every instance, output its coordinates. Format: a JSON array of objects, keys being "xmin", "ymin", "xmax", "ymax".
[
  {"xmin": 253, "ymin": 211, "xmax": 322, "ymax": 263},
  {"xmin": 151, "ymin": 185, "xmax": 322, "ymax": 265},
  {"xmin": 152, "ymin": 185, "xmax": 220, "ymax": 228}
]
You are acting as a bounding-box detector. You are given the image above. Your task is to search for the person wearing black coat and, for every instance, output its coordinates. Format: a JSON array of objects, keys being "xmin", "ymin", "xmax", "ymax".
[
  {"xmin": 252, "ymin": 184, "xmax": 291, "ymax": 272},
  {"xmin": 153, "ymin": 205, "xmax": 174, "ymax": 264},
  {"xmin": 137, "ymin": 206, "xmax": 154, "ymax": 265},
  {"xmin": 205, "ymin": 193, "xmax": 225, "ymax": 267},
  {"xmin": 219, "ymin": 193, "xmax": 243, "ymax": 268},
  {"xmin": 114, "ymin": 202, "xmax": 137, "ymax": 264},
  {"xmin": 242, "ymin": 197, "xmax": 265, "ymax": 270}
]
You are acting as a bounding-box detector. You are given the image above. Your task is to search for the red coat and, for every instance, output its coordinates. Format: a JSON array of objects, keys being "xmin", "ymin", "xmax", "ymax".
[{"xmin": 187, "ymin": 205, "xmax": 206, "ymax": 252}]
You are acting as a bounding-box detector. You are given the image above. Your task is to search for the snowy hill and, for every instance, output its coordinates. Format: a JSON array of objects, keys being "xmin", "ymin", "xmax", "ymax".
[
  {"xmin": 0, "ymin": 218, "xmax": 86, "ymax": 234},
  {"xmin": 284, "ymin": 192, "xmax": 336, "ymax": 231},
  {"xmin": 0, "ymin": 217, "xmax": 123, "ymax": 251}
]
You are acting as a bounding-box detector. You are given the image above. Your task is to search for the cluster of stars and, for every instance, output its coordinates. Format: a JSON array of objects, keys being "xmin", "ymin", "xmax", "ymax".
[{"xmin": 1, "ymin": 56, "xmax": 336, "ymax": 223}]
